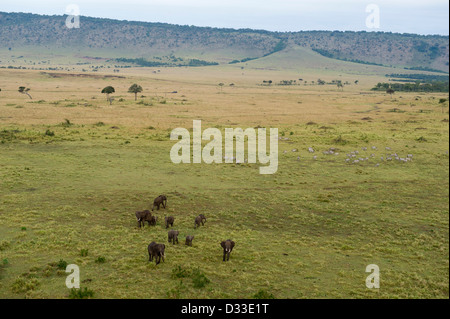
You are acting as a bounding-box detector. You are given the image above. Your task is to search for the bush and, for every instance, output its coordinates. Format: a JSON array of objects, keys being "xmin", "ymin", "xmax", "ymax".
[
  {"xmin": 333, "ymin": 135, "xmax": 348, "ymax": 145},
  {"xmin": 253, "ymin": 289, "xmax": 276, "ymax": 299},
  {"xmin": 56, "ymin": 259, "xmax": 68, "ymax": 270},
  {"xmin": 69, "ymin": 287, "xmax": 95, "ymax": 299},
  {"xmin": 171, "ymin": 265, "xmax": 190, "ymax": 279},
  {"xmin": 80, "ymin": 249, "xmax": 89, "ymax": 257},
  {"xmin": 95, "ymin": 256, "xmax": 106, "ymax": 263},
  {"xmin": 416, "ymin": 136, "xmax": 427, "ymax": 142},
  {"xmin": 44, "ymin": 129, "xmax": 55, "ymax": 137},
  {"xmin": 191, "ymin": 268, "xmax": 210, "ymax": 289},
  {"xmin": 61, "ymin": 119, "xmax": 72, "ymax": 127}
]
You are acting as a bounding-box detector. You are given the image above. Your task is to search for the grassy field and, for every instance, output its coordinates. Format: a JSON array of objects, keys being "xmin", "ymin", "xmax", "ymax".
[{"xmin": 0, "ymin": 55, "xmax": 448, "ymax": 299}]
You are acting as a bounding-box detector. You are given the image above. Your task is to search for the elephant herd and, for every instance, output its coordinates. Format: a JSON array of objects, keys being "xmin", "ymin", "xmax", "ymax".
[{"xmin": 136, "ymin": 195, "xmax": 235, "ymax": 265}]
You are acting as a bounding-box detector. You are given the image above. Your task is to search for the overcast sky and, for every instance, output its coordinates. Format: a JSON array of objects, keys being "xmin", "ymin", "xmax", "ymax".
[{"xmin": 1, "ymin": 0, "xmax": 448, "ymax": 35}]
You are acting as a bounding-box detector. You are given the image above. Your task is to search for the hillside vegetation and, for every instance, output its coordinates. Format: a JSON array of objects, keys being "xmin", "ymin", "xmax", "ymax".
[{"xmin": 0, "ymin": 12, "xmax": 448, "ymax": 72}]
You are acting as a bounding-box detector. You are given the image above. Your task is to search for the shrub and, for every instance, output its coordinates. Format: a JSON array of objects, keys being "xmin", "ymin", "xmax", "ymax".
[
  {"xmin": 95, "ymin": 256, "xmax": 106, "ymax": 264},
  {"xmin": 61, "ymin": 119, "xmax": 72, "ymax": 127},
  {"xmin": 44, "ymin": 129, "xmax": 55, "ymax": 137},
  {"xmin": 416, "ymin": 136, "xmax": 427, "ymax": 142},
  {"xmin": 191, "ymin": 268, "xmax": 210, "ymax": 289},
  {"xmin": 137, "ymin": 100, "xmax": 153, "ymax": 106},
  {"xmin": 171, "ymin": 265, "xmax": 190, "ymax": 279},
  {"xmin": 253, "ymin": 289, "xmax": 276, "ymax": 299},
  {"xmin": 80, "ymin": 249, "xmax": 89, "ymax": 257},
  {"xmin": 69, "ymin": 287, "xmax": 95, "ymax": 299},
  {"xmin": 333, "ymin": 135, "xmax": 348, "ymax": 145},
  {"xmin": 56, "ymin": 259, "xmax": 68, "ymax": 270}
]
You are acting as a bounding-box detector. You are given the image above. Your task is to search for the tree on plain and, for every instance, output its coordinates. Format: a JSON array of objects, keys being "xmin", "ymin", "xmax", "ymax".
[
  {"xmin": 438, "ymin": 98, "xmax": 448, "ymax": 114},
  {"xmin": 386, "ymin": 88, "xmax": 395, "ymax": 97},
  {"xmin": 128, "ymin": 83, "xmax": 143, "ymax": 101},
  {"xmin": 101, "ymin": 86, "xmax": 115, "ymax": 105},
  {"xmin": 18, "ymin": 86, "xmax": 32, "ymax": 99}
]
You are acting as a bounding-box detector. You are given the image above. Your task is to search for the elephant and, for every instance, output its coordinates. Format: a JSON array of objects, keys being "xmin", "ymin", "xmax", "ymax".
[
  {"xmin": 148, "ymin": 242, "xmax": 166, "ymax": 265},
  {"xmin": 185, "ymin": 235, "xmax": 194, "ymax": 246},
  {"xmin": 165, "ymin": 216, "xmax": 175, "ymax": 229},
  {"xmin": 220, "ymin": 239, "xmax": 235, "ymax": 262},
  {"xmin": 135, "ymin": 210, "xmax": 152, "ymax": 228},
  {"xmin": 194, "ymin": 214, "xmax": 207, "ymax": 229},
  {"xmin": 168, "ymin": 230, "xmax": 179, "ymax": 245},
  {"xmin": 152, "ymin": 195, "xmax": 167, "ymax": 211},
  {"xmin": 148, "ymin": 215, "xmax": 157, "ymax": 226}
]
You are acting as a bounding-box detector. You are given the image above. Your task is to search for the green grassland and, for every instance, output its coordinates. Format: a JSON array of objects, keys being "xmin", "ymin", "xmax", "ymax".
[{"xmin": 0, "ymin": 52, "xmax": 448, "ymax": 299}]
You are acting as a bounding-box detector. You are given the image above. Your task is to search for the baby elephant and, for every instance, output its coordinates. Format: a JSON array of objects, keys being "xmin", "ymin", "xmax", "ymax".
[
  {"xmin": 148, "ymin": 215, "xmax": 157, "ymax": 226},
  {"xmin": 148, "ymin": 242, "xmax": 166, "ymax": 265},
  {"xmin": 165, "ymin": 216, "xmax": 175, "ymax": 229},
  {"xmin": 194, "ymin": 214, "xmax": 207, "ymax": 229},
  {"xmin": 185, "ymin": 235, "xmax": 195, "ymax": 246},
  {"xmin": 220, "ymin": 239, "xmax": 235, "ymax": 262},
  {"xmin": 135, "ymin": 210, "xmax": 152, "ymax": 228},
  {"xmin": 168, "ymin": 230, "xmax": 179, "ymax": 245},
  {"xmin": 152, "ymin": 195, "xmax": 167, "ymax": 211}
]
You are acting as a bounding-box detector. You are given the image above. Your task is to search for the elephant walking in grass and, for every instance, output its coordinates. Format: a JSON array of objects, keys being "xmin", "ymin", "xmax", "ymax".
[
  {"xmin": 221, "ymin": 240, "xmax": 235, "ymax": 262},
  {"xmin": 152, "ymin": 195, "xmax": 167, "ymax": 211},
  {"xmin": 148, "ymin": 242, "xmax": 166, "ymax": 265}
]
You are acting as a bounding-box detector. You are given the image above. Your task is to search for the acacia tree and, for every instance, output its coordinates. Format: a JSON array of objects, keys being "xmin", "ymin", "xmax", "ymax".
[
  {"xmin": 386, "ymin": 88, "xmax": 395, "ymax": 97},
  {"xmin": 128, "ymin": 83, "xmax": 143, "ymax": 101},
  {"xmin": 337, "ymin": 80, "xmax": 344, "ymax": 91},
  {"xmin": 218, "ymin": 83, "xmax": 224, "ymax": 92},
  {"xmin": 101, "ymin": 86, "xmax": 115, "ymax": 105},
  {"xmin": 18, "ymin": 86, "xmax": 32, "ymax": 99}
]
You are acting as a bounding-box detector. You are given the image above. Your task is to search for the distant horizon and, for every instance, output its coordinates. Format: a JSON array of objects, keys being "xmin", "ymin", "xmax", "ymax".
[
  {"xmin": 1, "ymin": 10, "xmax": 449, "ymax": 37},
  {"xmin": 0, "ymin": 0, "xmax": 448, "ymax": 36}
]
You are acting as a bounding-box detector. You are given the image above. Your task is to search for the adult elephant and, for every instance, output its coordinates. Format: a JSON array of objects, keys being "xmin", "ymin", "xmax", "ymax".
[
  {"xmin": 148, "ymin": 242, "xmax": 166, "ymax": 265},
  {"xmin": 220, "ymin": 239, "xmax": 235, "ymax": 262},
  {"xmin": 135, "ymin": 210, "xmax": 152, "ymax": 228}
]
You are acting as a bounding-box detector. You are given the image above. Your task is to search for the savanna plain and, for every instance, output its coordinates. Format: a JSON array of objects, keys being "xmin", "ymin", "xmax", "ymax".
[{"xmin": 0, "ymin": 49, "xmax": 448, "ymax": 299}]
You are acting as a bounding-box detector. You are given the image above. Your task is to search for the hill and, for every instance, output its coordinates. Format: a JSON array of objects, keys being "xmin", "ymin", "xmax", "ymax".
[{"xmin": 0, "ymin": 11, "xmax": 449, "ymax": 72}]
